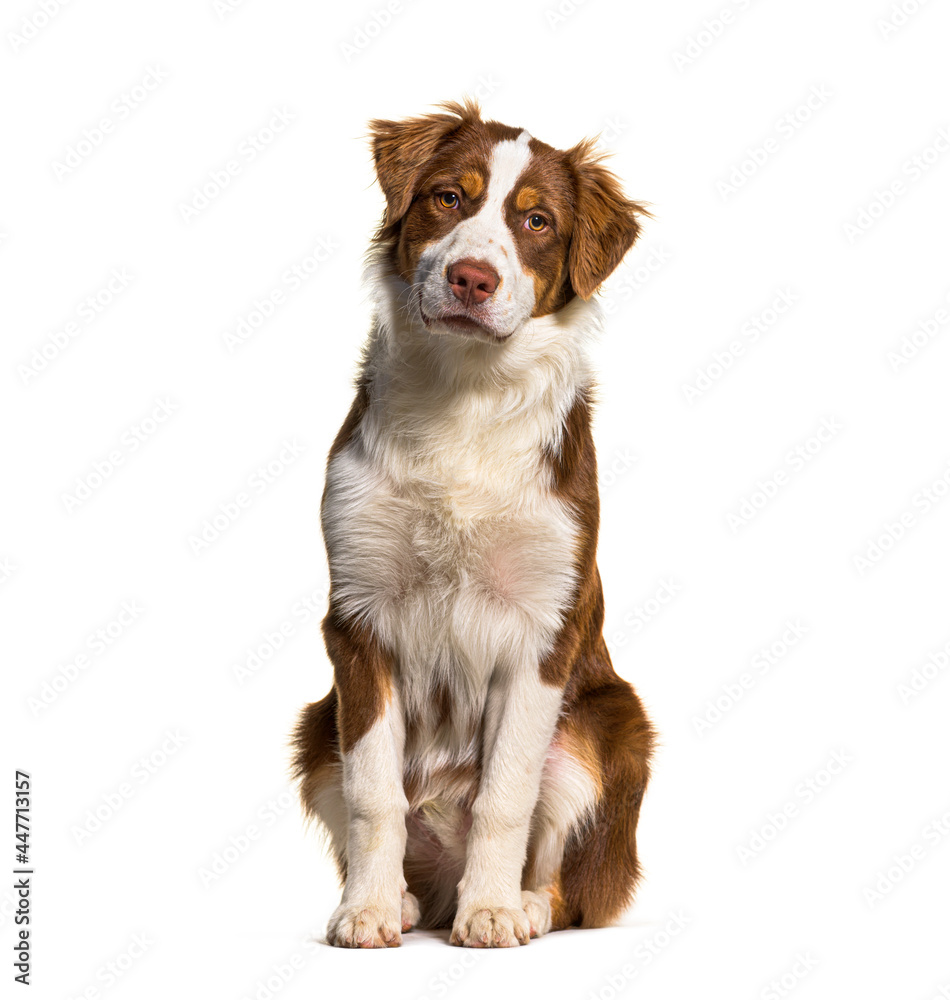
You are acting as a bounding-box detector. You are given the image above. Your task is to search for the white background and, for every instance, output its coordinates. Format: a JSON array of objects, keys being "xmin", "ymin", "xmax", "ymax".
[{"xmin": 3, "ymin": 0, "xmax": 949, "ymax": 997}]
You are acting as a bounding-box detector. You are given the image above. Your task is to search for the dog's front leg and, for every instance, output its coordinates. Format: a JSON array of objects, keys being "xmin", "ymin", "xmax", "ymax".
[
  {"xmin": 451, "ymin": 664, "xmax": 564, "ymax": 947},
  {"xmin": 324, "ymin": 615, "xmax": 409, "ymax": 948}
]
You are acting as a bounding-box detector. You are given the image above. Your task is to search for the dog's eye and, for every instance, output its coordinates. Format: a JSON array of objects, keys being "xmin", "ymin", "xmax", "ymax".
[
  {"xmin": 525, "ymin": 214, "xmax": 547, "ymax": 232},
  {"xmin": 437, "ymin": 192, "xmax": 459, "ymax": 209}
]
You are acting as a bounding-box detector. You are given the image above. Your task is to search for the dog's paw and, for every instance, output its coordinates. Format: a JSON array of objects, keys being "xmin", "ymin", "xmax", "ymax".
[
  {"xmin": 401, "ymin": 889, "xmax": 421, "ymax": 932},
  {"xmin": 326, "ymin": 902, "xmax": 402, "ymax": 948},
  {"xmin": 521, "ymin": 890, "xmax": 553, "ymax": 938},
  {"xmin": 450, "ymin": 905, "xmax": 531, "ymax": 948}
]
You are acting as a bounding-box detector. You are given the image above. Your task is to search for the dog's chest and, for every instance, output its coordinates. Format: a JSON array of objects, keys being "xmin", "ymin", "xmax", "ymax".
[{"xmin": 323, "ymin": 385, "xmax": 579, "ymax": 744}]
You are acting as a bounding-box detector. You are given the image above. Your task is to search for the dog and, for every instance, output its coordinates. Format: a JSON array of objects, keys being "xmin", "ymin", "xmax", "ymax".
[{"xmin": 292, "ymin": 99, "xmax": 655, "ymax": 948}]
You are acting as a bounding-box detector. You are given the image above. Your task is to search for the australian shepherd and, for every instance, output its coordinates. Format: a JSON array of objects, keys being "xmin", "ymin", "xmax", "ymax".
[{"xmin": 292, "ymin": 99, "xmax": 655, "ymax": 948}]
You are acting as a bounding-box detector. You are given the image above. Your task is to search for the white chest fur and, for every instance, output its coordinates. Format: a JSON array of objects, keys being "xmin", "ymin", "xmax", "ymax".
[{"xmin": 322, "ymin": 282, "xmax": 603, "ymax": 772}]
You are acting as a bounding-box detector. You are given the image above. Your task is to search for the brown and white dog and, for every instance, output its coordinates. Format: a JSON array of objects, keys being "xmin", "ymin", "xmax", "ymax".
[{"xmin": 292, "ymin": 100, "xmax": 655, "ymax": 948}]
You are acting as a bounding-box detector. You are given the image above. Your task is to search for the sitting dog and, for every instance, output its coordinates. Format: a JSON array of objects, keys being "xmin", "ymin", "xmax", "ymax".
[{"xmin": 292, "ymin": 99, "xmax": 655, "ymax": 948}]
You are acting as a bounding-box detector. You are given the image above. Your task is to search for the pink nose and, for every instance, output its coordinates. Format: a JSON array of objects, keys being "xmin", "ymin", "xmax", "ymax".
[{"xmin": 447, "ymin": 259, "xmax": 499, "ymax": 306}]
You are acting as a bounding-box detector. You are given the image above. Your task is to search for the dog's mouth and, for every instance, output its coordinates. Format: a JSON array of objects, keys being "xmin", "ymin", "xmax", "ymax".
[
  {"xmin": 432, "ymin": 314, "xmax": 488, "ymax": 334},
  {"xmin": 418, "ymin": 291, "xmax": 511, "ymax": 342},
  {"xmin": 420, "ymin": 309, "xmax": 511, "ymax": 343}
]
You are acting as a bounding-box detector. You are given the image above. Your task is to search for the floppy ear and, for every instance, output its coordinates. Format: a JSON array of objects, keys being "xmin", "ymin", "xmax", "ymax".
[
  {"xmin": 567, "ymin": 139, "xmax": 651, "ymax": 299},
  {"xmin": 369, "ymin": 99, "xmax": 481, "ymax": 241}
]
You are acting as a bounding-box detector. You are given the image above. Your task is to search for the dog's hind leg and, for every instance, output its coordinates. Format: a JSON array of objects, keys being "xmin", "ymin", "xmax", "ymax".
[
  {"xmin": 551, "ymin": 680, "xmax": 654, "ymax": 929},
  {"xmin": 522, "ymin": 726, "xmax": 603, "ymax": 934},
  {"xmin": 292, "ymin": 690, "xmax": 348, "ymax": 879}
]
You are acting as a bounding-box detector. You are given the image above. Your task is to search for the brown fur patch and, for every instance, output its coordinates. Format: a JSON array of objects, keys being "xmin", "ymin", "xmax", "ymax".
[
  {"xmin": 369, "ymin": 100, "xmax": 523, "ymax": 282},
  {"xmin": 532, "ymin": 388, "xmax": 656, "ymax": 928},
  {"xmin": 369, "ymin": 99, "xmax": 483, "ymax": 242},
  {"xmin": 458, "ymin": 169, "xmax": 484, "ymax": 199},
  {"xmin": 545, "ymin": 876, "xmax": 572, "ymax": 931},
  {"xmin": 557, "ymin": 715, "xmax": 604, "ymax": 797},
  {"xmin": 537, "ymin": 389, "xmax": 601, "ymax": 686},
  {"xmin": 504, "ymin": 141, "xmax": 576, "ymax": 317},
  {"xmin": 515, "ymin": 185, "xmax": 540, "ymax": 211},
  {"xmin": 557, "ymin": 672, "xmax": 654, "ymax": 927},
  {"xmin": 566, "ymin": 138, "xmax": 652, "ymax": 299},
  {"xmin": 403, "ymin": 759, "xmax": 480, "ymax": 812},
  {"xmin": 327, "ymin": 378, "xmax": 369, "ymax": 463},
  {"xmin": 321, "ymin": 610, "xmax": 394, "ymax": 753},
  {"xmin": 290, "ymin": 690, "xmax": 347, "ymax": 882},
  {"xmin": 292, "ymin": 378, "xmax": 396, "ymax": 770},
  {"xmin": 291, "ymin": 690, "xmax": 339, "ymax": 802}
]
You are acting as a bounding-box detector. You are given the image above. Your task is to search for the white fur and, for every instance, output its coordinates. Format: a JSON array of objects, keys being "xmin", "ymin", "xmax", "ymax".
[
  {"xmin": 322, "ymin": 133, "xmax": 607, "ymax": 945},
  {"xmin": 528, "ymin": 740, "xmax": 600, "ymax": 888},
  {"xmin": 309, "ymin": 759, "xmax": 347, "ymax": 866},
  {"xmin": 416, "ymin": 130, "xmax": 537, "ymax": 339},
  {"xmin": 325, "ymin": 261, "xmax": 603, "ymax": 747},
  {"xmin": 452, "ymin": 667, "xmax": 563, "ymax": 945},
  {"xmin": 326, "ymin": 695, "xmax": 408, "ymax": 947}
]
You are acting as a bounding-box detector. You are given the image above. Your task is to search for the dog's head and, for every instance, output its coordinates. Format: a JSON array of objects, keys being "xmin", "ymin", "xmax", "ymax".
[{"xmin": 369, "ymin": 99, "xmax": 649, "ymax": 343}]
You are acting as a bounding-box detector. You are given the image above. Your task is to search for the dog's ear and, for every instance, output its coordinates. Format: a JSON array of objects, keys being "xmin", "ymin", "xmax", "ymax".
[
  {"xmin": 567, "ymin": 139, "xmax": 651, "ymax": 300},
  {"xmin": 369, "ymin": 100, "xmax": 480, "ymax": 240}
]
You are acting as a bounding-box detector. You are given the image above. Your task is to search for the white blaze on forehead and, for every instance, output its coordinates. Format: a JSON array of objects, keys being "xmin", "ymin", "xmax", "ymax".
[
  {"xmin": 416, "ymin": 129, "xmax": 539, "ymax": 337},
  {"xmin": 449, "ymin": 129, "xmax": 532, "ymax": 287},
  {"xmin": 481, "ymin": 130, "xmax": 533, "ymax": 216}
]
